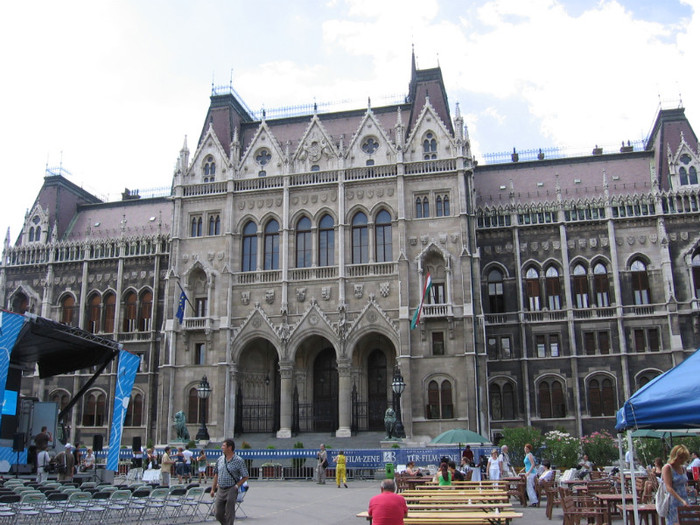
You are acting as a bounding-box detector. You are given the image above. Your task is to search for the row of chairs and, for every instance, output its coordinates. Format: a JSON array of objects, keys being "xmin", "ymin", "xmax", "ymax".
[{"xmin": 0, "ymin": 484, "xmax": 208, "ymax": 524}]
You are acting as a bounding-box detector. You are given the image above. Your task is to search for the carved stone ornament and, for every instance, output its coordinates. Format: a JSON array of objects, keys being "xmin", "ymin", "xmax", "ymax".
[
  {"xmin": 578, "ymin": 239, "xmax": 586, "ymax": 248},
  {"xmin": 409, "ymin": 237, "xmax": 417, "ymax": 246},
  {"xmin": 650, "ymin": 233, "xmax": 658, "ymax": 243},
  {"xmin": 553, "ymin": 241, "xmax": 560, "ymax": 250},
  {"xmin": 568, "ymin": 240, "xmax": 575, "ymax": 249},
  {"xmin": 265, "ymin": 289, "xmax": 275, "ymax": 304},
  {"xmin": 531, "ymin": 242, "xmax": 539, "ymax": 251},
  {"xmin": 354, "ymin": 284, "xmax": 364, "ymax": 299},
  {"xmin": 450, "ymin": 233, "xmax": 459, "ymax": 243},
  {"xmin": 347, "ymin": 191, "xmax": 354, "ymax": 200},
  {"xmin": 627, "ymin": 236, "xmax": 635, "ymax": 245},
  {"xmin": 367, "ymin": 311, "xmax": 377, "ymax": 323},
  {"xmin": 420, "ymin": 235, "xmax": 429, "ymax": 245},
  {"xmin": 681, "ymin": 231, "xmax": 689, "ymax": 241},
  {"xmin": 379, "ymin": 282, "xmax": 390, "ymax": 297},
  {"xmin": 439, "ymin": 234, "xmax": 447, "ymax": 244},
  {"xmin": 387, "ymin": 188, "xmax": 394, "ymax": 196},
  {"xmin": 241, "ymin": 291, "xmax": 250, "ymax": 305},
  {"xmin": 296, "ymin": 287, "xmax": 306, "ymax": 302},
  {"xmin": 638, "ymin": 235, "xmax": 647, "ymax": 244},
  {"xmin": 183, "ymin": 254, "xmax": 189, "ymax": 262},
  {"xmin": 321, "ymin": 287, "xmax": 331, "ymax": 300},
  {"xmin": 670, "ymin": 233, "xmax": 677, "ymax": 241},
  {"xmin": 590, "ymin": 238, "xmax": 597, "ymax": 248},
  {"xmin": 600, "ymin": 238, "xmax": 609, "ymax": 247}
]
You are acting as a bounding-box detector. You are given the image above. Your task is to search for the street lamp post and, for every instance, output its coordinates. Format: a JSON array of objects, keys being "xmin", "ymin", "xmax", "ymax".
[
  {"xmin": 195, "ymin": 376, "xmax": 212, "ymax": 442},
  {"xmin": 391, "ymin": 365, "xmax": 406, "ymax": 439}
]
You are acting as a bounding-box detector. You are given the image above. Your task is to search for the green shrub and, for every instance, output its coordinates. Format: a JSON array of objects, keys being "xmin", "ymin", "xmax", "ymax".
[
  {"xmin": 542, "ymin": 430, "xmax": 580, "ymax": 469},
  {"xmin": 501, "ymin": 427, "xmax": 544, "ymax": 468},
  {"xmin": 241, "ymin": 441, "xmax": 252, "ymax": 449},
  {"xmin": 581, "ymin": 430, "xmax": 618, "ymax": 467}
]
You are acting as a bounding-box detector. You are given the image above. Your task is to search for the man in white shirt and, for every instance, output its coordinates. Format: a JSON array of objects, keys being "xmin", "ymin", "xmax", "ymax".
[
  {"xmin": 182, "ymin": 444, "xmax": 194, "ymax": 482},
  {"xmin": 687, "ymin": 451, "xmax": 700, "ymax": 472}
]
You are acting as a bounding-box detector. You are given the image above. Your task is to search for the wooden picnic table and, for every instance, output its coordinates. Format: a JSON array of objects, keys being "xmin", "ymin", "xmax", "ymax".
[
  {"xmin": 501, "ymin": 476, "xmax": 526, "ymax": 506},
  {"xmin": 595, "ymin": 492, "xmax": 637, "ymax": 523},
  {"xmin": 407, "ymin": 502, "xmax": 513, "ymax": 511},
  {"xmin": 357, "ymin": 509, "xmax": 523, "ymax": 524}
]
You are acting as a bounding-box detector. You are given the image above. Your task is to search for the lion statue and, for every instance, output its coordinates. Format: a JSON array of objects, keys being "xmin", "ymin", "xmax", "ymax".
[
  {"xmin": 173, "ymin": 410, "xmax": 190, "ymax": 441},
  {"xmin": 384, "ymin": 408, "xmax": 397, "ymax": 439}
]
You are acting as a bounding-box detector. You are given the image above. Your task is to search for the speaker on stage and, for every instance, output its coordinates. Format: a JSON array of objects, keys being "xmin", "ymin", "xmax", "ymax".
[
  {"xmin": 12, "ymin": 433, "xmax": 24, "ymax": 452},
  {"xmin": 93, "ymin": 434, "xmax": 103, "ymax": 452},
  {"xmin": 132, "ymin": 436, "xmax": 142, "ymax": 451}
]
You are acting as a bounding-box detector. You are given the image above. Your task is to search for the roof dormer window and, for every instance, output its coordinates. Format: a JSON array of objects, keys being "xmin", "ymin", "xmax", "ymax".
[{"xmin": 203, "ymin": 156, "xmax": 216, "ymax": 182}]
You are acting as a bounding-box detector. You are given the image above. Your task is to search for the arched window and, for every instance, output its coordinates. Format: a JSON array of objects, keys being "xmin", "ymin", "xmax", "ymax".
[
  {"xmin": 264, "ymin": 220, "xmax": 280, "ymax": 270},
  {"xmin": 423, "ymin": 132, "xmax": 437, "ymax": 160},
  {"xmin": 691, "ymin": 166, "xmax": 699, "ymax": 185},
  {"xmin": 318, "ymin": 214, "xmax": 334, "ymax": 266},
  {"xmin": 50, "ymin": 391, "xmax": 70, "ymax": 416},
  {"xmin": 11, "ymin": 293, "xmax": 28, "ymax": 314},
  {"xmin": 203, "ymin": 156, "xmax": 216, "ymax": 182},
  {"xmin": 538, "ymin": 378, "xmax": 566, "ymax": 418},
  {"xmin": 692, "ymin": 252, "xmax": 700, "ymax": 299},
  {"xmin": 124, "ymin": 393, "xmax": 143, "ymax": 427},
  {"xmin": 426, "ymin": 379, "xmax": 453, "ymax": 419},
  {"xmin": 443, "ymin": 195, "xmax": 450, "ymax": 216},
  {"xmin": 593, "ymin": 263, "xmax": 610, "ymax": 307},
  {"xmin": 28, "ymin": 227, "xmax": 34, "ymax": 242},
  {"xmin": 35, "ymin": 226, "xmax": 41, "ymax": 242},
  {"xmin": 87, "ymin": 294, "xmax": 101, "ymax": 333},
  {"xmin": 680, "ymin": 167, "xmax": 689, "ymax": 185},
  {"xmin": 242, "ymin": 221, "xmax": 257, "ymax": 272},
  {"xmin": 415, "ymin": 197, "xmax": 424, "ymax": 218},
  {"xmin": 295, "ymin": 217, "xmax": 312, "ymax": 268},
  {"xmin": 191, "ymin": 216, "xmax": 203, "ymax": 237},
  {"xmin": 82, "ymin": 391, "xmax": 107, "ymax": 426},
  {"xmin": 488, "ymin": 269, "xmax": 505, "ymax": 313},
  {"xmin": 61, "ymin": 295, "xmax": 76, "ymax": 326},
  {"xmin": 375, "ymin": 210, "xmax": 392, "ymax": 263},
  {"xmin": 351, "ymin": 212, "xmax": 368, "ymax": 264},
  {"xmin": 188, "ymin": 387, "xmax": 209, "ymax": 424},
  {"xmin": 208, "ymin": 215, "xmax": 221, "ymax": 236},
  {"xmin": 545, "ymin": 266, "xmax": 561, "ymax": 310},
  {"xmin": 636, "ymin": 371, "xmax": 660, "ymax": 391},
  {"xmin": 588, "ymin": 377, "xmax": 615, "ymax": 417},
  {"xmin": 631, "ymin": 259, "xmax": 651, "ymax": 305},
  {"xmin": 572, "ymin": 264, "xmax": 589, "ymax": 308},
  {"xmin": 422, "ymin": 197, "xmax": 429, "ymax": 218},
  {"xmin": 103, "ymin": 292, "xmax": 116, "ymax": 333},
  {"xmin": 525, "ymin": 268, "xmax": 540, "ymax": 311},
  {"xmin": 123, "ymin": 292, "xmax": 137, "ymax": 332},
  {"xmin": 138, "ymin": 291, "xmax": 153, "ymax": 332},
  {"xmin": 490, "ymin": 382, "xmax": 515, "ymax": 421},
  {"xmin": 436, "ymin": 196, "xmax": 443, "ymax": 217}
]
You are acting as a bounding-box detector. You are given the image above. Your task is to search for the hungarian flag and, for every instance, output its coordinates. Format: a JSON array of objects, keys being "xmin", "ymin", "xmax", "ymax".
[{"xmin": 410, "ymin": 274, "xmax": 432, "ymax": 329}]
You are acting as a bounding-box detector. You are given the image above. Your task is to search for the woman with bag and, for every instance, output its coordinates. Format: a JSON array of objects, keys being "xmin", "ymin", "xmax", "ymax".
[{"xmin": 661, "ymin": 444, "xmax": 690, "ymax": 525}]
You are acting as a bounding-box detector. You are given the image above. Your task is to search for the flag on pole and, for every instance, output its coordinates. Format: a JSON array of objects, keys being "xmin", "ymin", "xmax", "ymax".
[
  {"xmin": 175, "ymin": 287, "xmax": 188, "ymax": 324},
  {"xmin": 410, "ymin": 273, "xmax": 432, "ymax": 330}
]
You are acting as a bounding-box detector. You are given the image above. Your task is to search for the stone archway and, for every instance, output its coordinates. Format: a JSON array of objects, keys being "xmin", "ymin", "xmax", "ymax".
[{"xmin": 313, "ymin": 347, "xmax": 338, "ymax": 432}]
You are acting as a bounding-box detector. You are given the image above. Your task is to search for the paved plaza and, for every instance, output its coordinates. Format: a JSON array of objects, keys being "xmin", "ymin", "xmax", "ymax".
[{"xmin": 178, "ymin": 479, "xmax": 554, "ymax": 525}]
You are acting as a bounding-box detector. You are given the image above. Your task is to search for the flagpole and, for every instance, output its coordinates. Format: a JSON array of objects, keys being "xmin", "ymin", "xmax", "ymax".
[{"xmin": 176, "ymin": 281, "xmax": 196, "ymax": 311}]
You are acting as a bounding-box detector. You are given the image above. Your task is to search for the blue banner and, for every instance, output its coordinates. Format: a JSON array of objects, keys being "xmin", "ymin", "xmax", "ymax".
[
  {"xmin": 106, "ymin": 350, "xmax": 140, "ymax": 472},
  {"xmin": 0, "ymin": 312, "xmax": 26, "ymax": 434}
]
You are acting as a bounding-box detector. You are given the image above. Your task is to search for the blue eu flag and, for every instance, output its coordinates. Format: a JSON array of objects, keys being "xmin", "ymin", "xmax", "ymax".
[{"xmin": 175, "ymin": 291, "xmax": 187, "ymax": 324}]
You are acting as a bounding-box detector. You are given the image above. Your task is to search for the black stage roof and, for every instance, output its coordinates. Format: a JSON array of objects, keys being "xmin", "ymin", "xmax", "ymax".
[{"xmin": 11, "ymin": 313, "xmax": 122, "ymax": 378}]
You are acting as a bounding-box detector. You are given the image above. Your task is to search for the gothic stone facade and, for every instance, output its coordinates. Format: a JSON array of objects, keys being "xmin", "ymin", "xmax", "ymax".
[{"xmin": 2, "ymin": 62, "xmax": 699, "ymax": 446}]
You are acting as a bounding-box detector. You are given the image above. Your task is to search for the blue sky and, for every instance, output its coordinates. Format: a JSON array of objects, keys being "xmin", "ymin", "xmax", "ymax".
[{"xmin": 1, "ymin": 0, "xmax": 698, "ymax": 240}]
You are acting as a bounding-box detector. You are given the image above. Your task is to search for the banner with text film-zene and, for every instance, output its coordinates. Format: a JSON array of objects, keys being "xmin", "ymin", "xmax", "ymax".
[{"xmin": 106, "ymin": 350, "xmax": 140, "ymax": 472}]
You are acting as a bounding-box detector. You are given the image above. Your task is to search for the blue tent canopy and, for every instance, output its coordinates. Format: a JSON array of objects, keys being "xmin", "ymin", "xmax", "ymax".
[{"xmin": 616, "ymin": 348, "xmax": 700, "ymax": 432}]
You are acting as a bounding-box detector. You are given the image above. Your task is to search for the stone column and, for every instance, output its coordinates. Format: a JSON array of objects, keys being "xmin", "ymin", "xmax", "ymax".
[
  {"xmin": 336, "ymin": 359, "xmax": 352, "ymax": 437},
  {"xmin": 277, "ymin": 362, "xmax": 294, "ymax": 438}
]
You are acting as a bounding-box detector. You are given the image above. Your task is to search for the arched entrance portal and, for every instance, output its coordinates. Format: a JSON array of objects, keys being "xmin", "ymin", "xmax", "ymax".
[
  {"xmin": 313, "ymin": 348, "xmax": 338, "ymax": 432},
  {"xmin": 235, "ymin": 338, "xmax": 280, "ymax": 434},
  {"xmin": 367, "ymin": 349, "xmax": 387, "ymax": 430}
]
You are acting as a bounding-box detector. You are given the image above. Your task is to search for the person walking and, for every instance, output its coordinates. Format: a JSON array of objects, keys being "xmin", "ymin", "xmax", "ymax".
[
  {"xmin": 55, "ymin": 443, "xmax": 76, "ymax": 482},
  {"xmin": 160, "ymin": 446, "xmax": 174, "ymax": 486},
  {"xmin": 499, "ymin": 445, "xmax": 513, "ymax": 476},
  {"xmin": 210, "ymin": 438, "xmax": 249, "ymax": 525},
  {"xmin": 368, "ymin": 479, "xmax": 408, "ymax": 525},
  {"xmin": 663, "ymin": 444, "xmax": 690, "ymax": 525},
  {"xmin": 487, "ymin": 449, "xmax": 502, "ymax": 480},
  {"xmin": 524, "ymin": 443, "xmax": 538, "ymax": 507},
  {"xmin": 316, "ymin": 444, "xmax": 328, "ymax": 484},
  {"xmin": 335, "ymin": 450, "xmax": 348, "ymax": 488}
]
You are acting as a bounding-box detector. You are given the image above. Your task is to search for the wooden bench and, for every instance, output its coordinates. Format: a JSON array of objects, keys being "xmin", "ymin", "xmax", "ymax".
[{"xmin": 357, "ymin": 509, "xmax": 523, "ymax": 524}]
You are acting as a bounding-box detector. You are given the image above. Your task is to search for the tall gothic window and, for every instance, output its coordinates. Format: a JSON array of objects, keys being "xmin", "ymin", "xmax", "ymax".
[
  {"xmin": 264, "ymin": 220, "xmax": 280, "ymax": 270},
  {"xmin": 351, "ymin": 212, "xmax": 368, "ymax": 264},
  {"xmin": 375, "ymin": 210, "xmax": 392, "ymax": 263},
  {"xmin": 423, "ymin": 132, "xmax": 437, "ymax": 160},
  {"xmin": 588, "ymin": 377, "xmax": 615, "ymax": 417},
  {"xmin": 525, "ymin": 268, "xmax": 540, "ymax": 311},
  {"xmin": 593, "ymin": 263, "xmax": 610, "ymax": 306},
  {"xmin": 538, "ymin": 378, "xmax": 566, "ymax": 418},
  {"xmin": 631, "ymin": 259, "xmax": 651, "ymax": 305},
  {"xmin": 139, "ymin": 290, "xmax": 153, "ymax": 332},
  {"xmin": 242, "ymin": 221, "xmax": 257, "ymax": 272},
  {"xmin": 488, "ymin": 269, "xmax": 505, "ymax": 313},
  {"xmin": 61, "ymin": 295, "xmax": 76, "ymax": 326},
  {"xmin": 103, "ymin": 292, "xmax": 116, "ymax": 333},
  {"xmin": 426, "ymin": 379, "xmax": 453, "ymax": 419},
  {"xmin": 123, "ymin": 292, "xmax": 137, "ymax": 332},
  {"xmin": 87, "ymin": 294, "xmax": 101, "ymax": 333},
  {"xmin": 82, "ymin": 391, "xmax": 107, "ymax": 426},
  {"xmin": 208, "ymin": 214, "xmax": 221, "ymax": 236},
  {"xmin": 318, "ymin": 214, "xmax": 335, "ymax": 266},
  {"xmin": 572, "ymin": 264, "xmax": 589, "ymax": 308},
  {"xmin": 489, "ymin": 382, "xmax": 515, "ymax": 420},
  {"xmin": 545, "ymin": 266, "xmax": 562, "ymax": 310},
  {"xmin": 296, "ymin": 217, "xmax": 312, "ymax": 268},
  {"xmin": 188, "ymin": 387, "xmax": 209, "ymax": 424},
  {"xmin": 124, "ymin": 393, "xmax": 143, "ymax": 426}
]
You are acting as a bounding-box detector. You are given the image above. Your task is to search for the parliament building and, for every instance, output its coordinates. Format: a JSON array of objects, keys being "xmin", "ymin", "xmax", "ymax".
[{"xmin": 3, "ymin": 56, "xmax": 699, "ymax": 446}]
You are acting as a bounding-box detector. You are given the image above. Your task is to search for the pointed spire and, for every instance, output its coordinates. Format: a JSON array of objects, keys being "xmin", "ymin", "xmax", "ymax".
[
  {"xmin": 453, "ymin": 102, "xmax": 464, "ymax": 141},
  {"xmin": 230, "ymin": 127, "xmax": 241, "ymax": 164},
  {"xmin": 4, "ymin": 227, "xmax": 10, "ymax": 252},
  {"xmin": 367, "ymin": 96, "xmax": 371, "ymax": 109}
]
